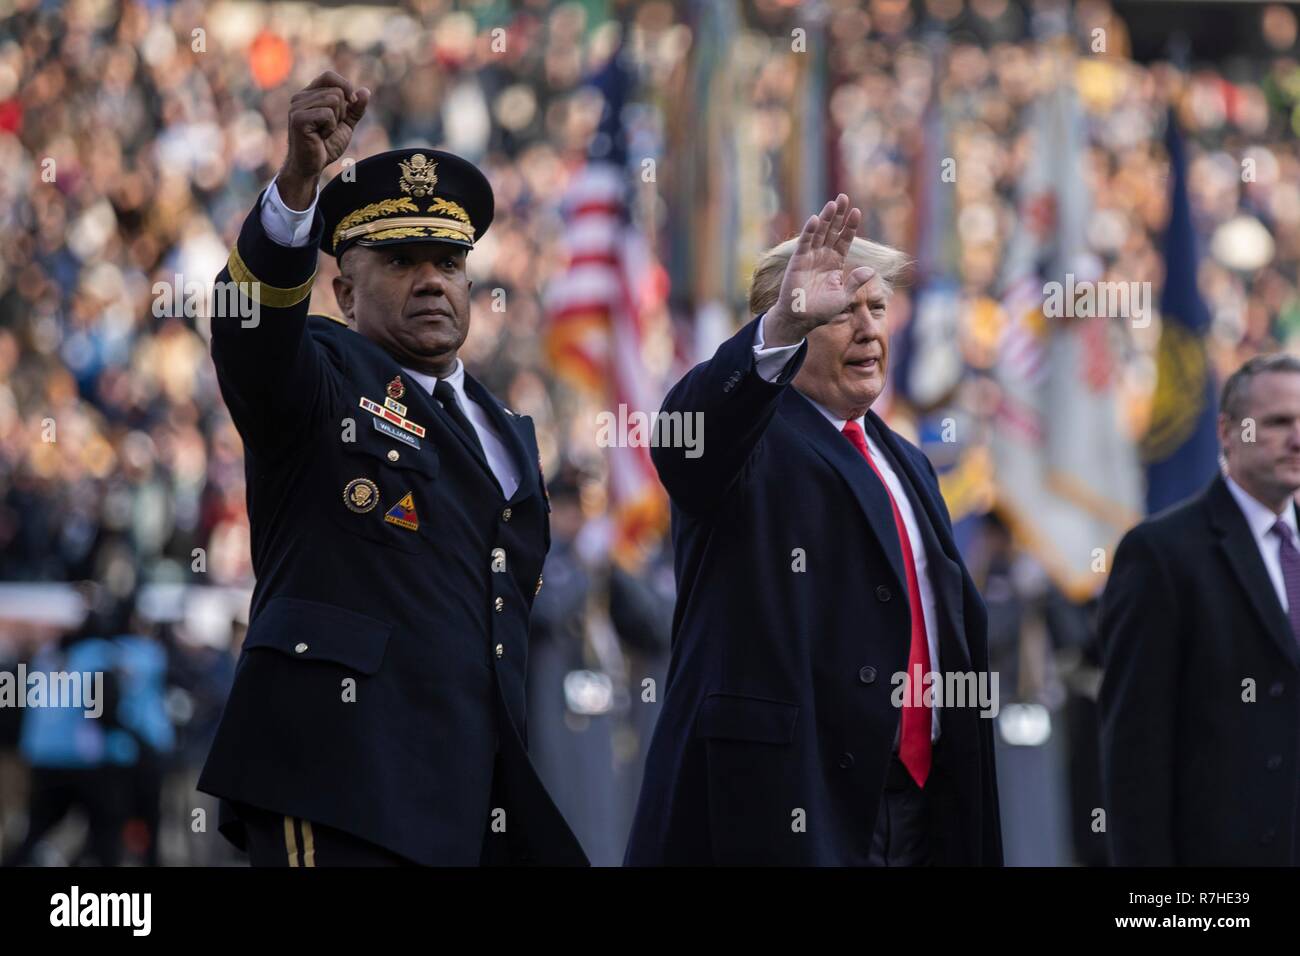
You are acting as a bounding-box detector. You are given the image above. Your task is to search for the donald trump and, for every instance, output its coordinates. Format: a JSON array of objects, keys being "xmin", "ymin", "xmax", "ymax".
[{"xmin": 625, "ymin": 195, "xmax": 1002, "ymax": 865}]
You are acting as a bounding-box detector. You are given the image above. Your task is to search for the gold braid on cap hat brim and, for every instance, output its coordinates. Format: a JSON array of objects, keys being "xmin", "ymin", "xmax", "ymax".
[{"xmin": 332, "ymin": 197, "xmax": 476, "ymax": 251}]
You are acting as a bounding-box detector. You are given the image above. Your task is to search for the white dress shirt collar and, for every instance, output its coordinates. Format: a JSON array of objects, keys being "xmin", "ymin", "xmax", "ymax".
[
  {"xmin": 1224, "ymin": 473, "xmax": 1299, "ymax": 540},
  {"xmin": 797, "ymin": 391, "xmax": 870, "ymax": 445},
  {"xmin": 399, "ymin": 357, "xmax": 467, "ymax": 402}
]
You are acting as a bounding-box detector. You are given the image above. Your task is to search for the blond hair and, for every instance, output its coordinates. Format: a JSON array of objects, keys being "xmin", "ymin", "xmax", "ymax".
[{"xmin": 747, "ymin": 235, "xmax": 912, "ymax": 316}]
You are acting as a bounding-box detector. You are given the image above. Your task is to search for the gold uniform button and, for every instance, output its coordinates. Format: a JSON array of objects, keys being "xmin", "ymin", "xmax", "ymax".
[
  {"xmin": 494, "ymin": 597, "xmax": 504, "ymax": 612},
  {"xmin": 502, "ymin": 507, "xmax": 512, "ymax": 522},
  {"xmin": 535, "ymin": 575, "xmax": 543, "ymax": 595},
  {"xmin": 387, "ymin": 449, "xmax": 399, "ymax": 462},
  {"xmin": 294, "ymin": 643, "xmax": 309, "ymax": 654},
  {"xmin": 495, "ymin": 643, "xmax": 504, "ymax": 659}
]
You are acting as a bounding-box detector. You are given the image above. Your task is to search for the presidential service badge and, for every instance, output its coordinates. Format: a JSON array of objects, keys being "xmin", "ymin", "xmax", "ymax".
[{"xmin": 344, "ymin": 478, "xmax": 380, "ymax": 514}]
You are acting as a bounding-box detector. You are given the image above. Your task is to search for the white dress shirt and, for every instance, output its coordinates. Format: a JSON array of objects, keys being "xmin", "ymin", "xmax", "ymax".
[
  {"xmin": 1224, "ymin": 473, "xmax": 1299, "ymax": 613},
  {"xmin": 258, "ymin": 179, "xmax": 521, "ymax": 499},
  {"xmin": 753, "ymin": 312, "xmax": 941, "ymax": 740}
]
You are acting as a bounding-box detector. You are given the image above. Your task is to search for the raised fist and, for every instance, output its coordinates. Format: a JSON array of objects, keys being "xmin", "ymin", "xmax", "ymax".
[{"xmin": 276, "ymin": 70, "xmax": 370, "ymax": 210}]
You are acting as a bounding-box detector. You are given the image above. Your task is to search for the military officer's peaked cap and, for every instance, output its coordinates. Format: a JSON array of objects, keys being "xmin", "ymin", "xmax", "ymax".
[{"xmin": 318, "ymin": 148, "xmax": 495, "ymax": 260}]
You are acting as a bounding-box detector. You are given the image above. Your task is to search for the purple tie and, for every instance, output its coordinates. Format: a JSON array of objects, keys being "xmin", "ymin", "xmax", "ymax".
[{"xmin": 1270, "ymin": 519, "xmax": 1300, "ymax": 646}]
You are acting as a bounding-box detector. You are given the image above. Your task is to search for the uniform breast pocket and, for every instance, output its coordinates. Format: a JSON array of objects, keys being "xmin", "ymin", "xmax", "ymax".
[
  {"xmin": 243, "ymin": 596, "xmax": 392, "ymax": 674},
  {"xmin": 329, "ymin": 434, "xmax": 440, "ymax": 554}
]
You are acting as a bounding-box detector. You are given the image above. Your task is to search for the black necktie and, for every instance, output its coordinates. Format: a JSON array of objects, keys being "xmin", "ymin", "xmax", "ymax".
[{"xmin": 433, "ymin": 379, "xmax": 485, "ymax": 460}]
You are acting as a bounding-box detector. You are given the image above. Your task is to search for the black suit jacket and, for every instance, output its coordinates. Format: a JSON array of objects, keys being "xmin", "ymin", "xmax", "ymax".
[
  {"xmin": 196, "ymin": 192, "xmax": 587, "ymax": 865},
  {"xmin": 1099, "ymin": 474, "xmax": 1300, "ymax": 865},
  {"xmin": 623, "ymin": 316, "xmax": 1003, "ymax": 865}
]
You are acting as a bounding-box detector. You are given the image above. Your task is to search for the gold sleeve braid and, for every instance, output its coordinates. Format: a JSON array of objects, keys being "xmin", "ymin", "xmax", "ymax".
[{"xmin": 226, "ymin": 245, "xmax": 316, "ymax": 309}]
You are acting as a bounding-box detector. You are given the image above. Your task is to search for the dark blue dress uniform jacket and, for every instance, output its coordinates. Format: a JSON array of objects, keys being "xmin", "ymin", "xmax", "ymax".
[
  {"xmin": 196, "ymin": 194, "xmax": 587, "ymax": 865},
  {"xmin": 624, "ymin": 316, "xmax": 1003, "ymax": 865}
]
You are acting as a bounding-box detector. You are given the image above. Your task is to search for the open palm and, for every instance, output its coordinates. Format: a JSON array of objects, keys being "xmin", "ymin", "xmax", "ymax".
[{"xmin": 775, "ymin": 194, "xmax": 873, "ymax": 330}]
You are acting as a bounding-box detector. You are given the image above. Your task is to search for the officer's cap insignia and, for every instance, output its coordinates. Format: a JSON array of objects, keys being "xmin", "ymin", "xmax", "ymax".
[
  {"xmin": 386, "ymin": 375, "xmax": 405, "ymax": 400},
  {"xmin": 398, "ymin": 154, "xmax": 438, "ymax": 197},
  {"xmin": 344, "ymin": 478, "xmax": 380, "ymax": 514},
  {"xmin": 384, "ymin": 492, "xmax": 419, "ymax": 531}
]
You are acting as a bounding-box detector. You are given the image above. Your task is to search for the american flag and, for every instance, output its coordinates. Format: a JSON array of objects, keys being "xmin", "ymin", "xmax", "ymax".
[{"xmin": 543, "ymin": 48, "xmax": 669, "ymax": 570}]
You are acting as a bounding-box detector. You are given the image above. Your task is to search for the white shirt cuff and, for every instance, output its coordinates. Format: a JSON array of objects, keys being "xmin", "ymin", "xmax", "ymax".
[
  {"xmin": 752, "ymin": 312, "xmax": 805, "ymax": 383},
  {"xmin": 260, "ymin": 178, "xmax": 320, "ymax": 248}
]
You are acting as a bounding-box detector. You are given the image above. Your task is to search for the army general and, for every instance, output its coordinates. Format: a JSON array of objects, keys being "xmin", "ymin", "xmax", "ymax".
[{"xmin": 196, "ymin": 71, "xmax": 587, "ymax": 866}]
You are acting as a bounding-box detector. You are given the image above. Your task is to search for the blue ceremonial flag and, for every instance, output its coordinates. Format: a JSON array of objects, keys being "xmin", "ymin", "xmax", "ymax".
[{"xmin": 1142, "ymin": 112, "xmax": 1220, "ymax": 514}]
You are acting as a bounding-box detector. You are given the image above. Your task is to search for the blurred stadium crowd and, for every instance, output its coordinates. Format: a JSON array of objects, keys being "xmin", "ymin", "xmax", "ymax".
[{"xmin": 1, "ymin": 0, "xmax": 1299, "ymax": 865}]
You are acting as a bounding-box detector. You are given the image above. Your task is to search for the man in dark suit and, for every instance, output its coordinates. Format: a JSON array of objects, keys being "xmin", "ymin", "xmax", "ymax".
[
  {"xmin": 196, "ymin": 71, "xmax": 586, "ymax": 865},
  {"xmin": 1099, "ymin": 353, "xmax": 1300, "ymax": 865},
  {"xmin": 624, "ymin": 195, "xmax": 1003, "ymax": 865}
]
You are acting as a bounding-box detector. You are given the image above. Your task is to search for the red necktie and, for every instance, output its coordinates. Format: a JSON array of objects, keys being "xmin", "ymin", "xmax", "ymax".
[{"xmin": 842, "ymin": 420, "xmax": 932, "ymax": 788}]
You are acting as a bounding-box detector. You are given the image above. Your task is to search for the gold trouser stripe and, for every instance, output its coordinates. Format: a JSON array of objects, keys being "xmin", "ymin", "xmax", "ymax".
[
  {"xmin": 301, "ymin": 821, "xmax": 316, "ymax": 867},
  {"xmin": 284, "ymin": 816, "xmax": 299, "ymax": 867},
  {"xmin": 227, "ymin": 245, "xmax": 316, "ymax": 309}
]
